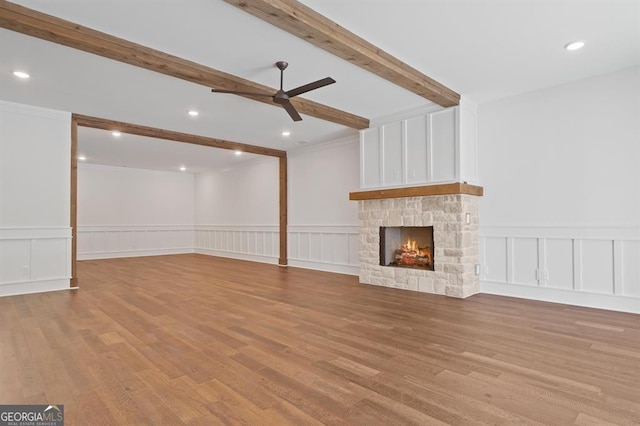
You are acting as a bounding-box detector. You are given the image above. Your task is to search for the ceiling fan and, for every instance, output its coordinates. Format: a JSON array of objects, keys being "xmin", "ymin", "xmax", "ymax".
[{"xmin": 211, "ymin": 61, "xmax": 336, "ymax": 122}]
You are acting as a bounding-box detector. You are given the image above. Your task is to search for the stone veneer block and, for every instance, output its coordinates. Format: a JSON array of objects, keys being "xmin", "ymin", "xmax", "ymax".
[{"xmin": 358, "ymin": 194, "xmax": 480, "ymax": 298}]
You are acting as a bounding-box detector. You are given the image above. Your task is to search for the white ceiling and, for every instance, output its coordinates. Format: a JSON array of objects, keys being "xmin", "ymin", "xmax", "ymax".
[{"xmin": 1, "ymin": 0, "xmax": 638, "ymax": 173}]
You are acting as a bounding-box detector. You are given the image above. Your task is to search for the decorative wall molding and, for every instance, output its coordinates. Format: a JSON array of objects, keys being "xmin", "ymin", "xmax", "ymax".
[
  {"xmin": 288, "ymin": 225, "xmax": 359, "ymax": 275},
  {"xmin": 288, "ymin": 134, "xmax": 358, "ymax": 156},
  {"xmin": 0, "ymin": 227, "xmax": 71, "ymax": 296},
  {"xmin": 77, "ymin": 225, "xmax": 193, "ymax": 260},
  {"xmin": 194, "ymin": 225, "xmax": 279, "ymax": 264},
  {"xmin": 77, "ymin": 224, "xmax": 360, "ymax": 274},
  {"xmin": 0, "ymin": 99, "xmax": 70, "ymax": 122},
  {"xmin": 370, "ymin": 103, "xmax": 444, "ymax": 128},
  {"xmin": 479, "ymin": 226, "xmax": 640, "ymax": 313}
]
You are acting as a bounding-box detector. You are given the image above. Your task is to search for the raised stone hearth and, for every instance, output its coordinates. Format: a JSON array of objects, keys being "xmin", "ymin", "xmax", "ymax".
[{"xmin": 350, "ymin": 184, "xmax": 483, "ymax": 298}]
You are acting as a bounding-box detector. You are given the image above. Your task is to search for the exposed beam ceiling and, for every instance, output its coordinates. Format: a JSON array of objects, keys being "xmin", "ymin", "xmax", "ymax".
[
  {"xmin": 74, "ymin": 114, "xmax": 286, "ymax": 158},
  {"xmin": 225, "ymin": 0, "xmax": 460, "ymax": 108},
  {"xmin": 0, "ymin": 0, "xmax": 369, "ymax": 129}
]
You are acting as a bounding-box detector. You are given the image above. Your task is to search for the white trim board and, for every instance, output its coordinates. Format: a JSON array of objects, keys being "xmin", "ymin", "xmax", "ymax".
[{"xmin": 481, "ymin": 281, "xmax": 640, "ymax": 314}]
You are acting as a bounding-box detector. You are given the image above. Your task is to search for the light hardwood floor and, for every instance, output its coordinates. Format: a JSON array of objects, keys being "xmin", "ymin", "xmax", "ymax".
[{"xmin": 1, "ymin": 254, "xmax": 639, "ymax": 425}]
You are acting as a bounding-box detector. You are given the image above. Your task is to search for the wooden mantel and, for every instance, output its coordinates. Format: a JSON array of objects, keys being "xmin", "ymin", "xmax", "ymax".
[{"xmin": 349, "ymin": 183, "xmax": 483, "ymax": 201}]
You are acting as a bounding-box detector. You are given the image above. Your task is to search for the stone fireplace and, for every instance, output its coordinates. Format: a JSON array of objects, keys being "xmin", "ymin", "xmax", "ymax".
[{"xmin": 350, "ymin": 183, "xmax": 483, "ymax": 298}]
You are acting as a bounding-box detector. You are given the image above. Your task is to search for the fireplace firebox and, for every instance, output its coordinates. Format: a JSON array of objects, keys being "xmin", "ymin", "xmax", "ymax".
[{"xmin": 380, "ymin": 226, "xmax": 434, "ymax": 270}]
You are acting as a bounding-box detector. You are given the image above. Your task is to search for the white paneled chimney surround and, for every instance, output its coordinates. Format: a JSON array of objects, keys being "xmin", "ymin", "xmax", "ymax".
[{"xmin": 353, "ymin": 103, "xmax": 482, "ymax": 298}]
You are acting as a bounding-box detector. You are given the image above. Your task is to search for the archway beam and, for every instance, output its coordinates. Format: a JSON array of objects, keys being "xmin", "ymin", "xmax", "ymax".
[{"xmin": 69, "ymin": 114, "xmax": 289, "ymax": 287}]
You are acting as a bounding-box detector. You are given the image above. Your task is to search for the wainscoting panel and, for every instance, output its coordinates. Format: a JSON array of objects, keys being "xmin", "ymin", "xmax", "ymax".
[
  {"xmin": 512, "ymin": 237, "xmax": 539, "ymax": 286},
  {"xmin": 0, "ymin": 227, "xmax": 71, "ymax": 296},
  {"xmin": 288, "ymin": 226, "xmax": 359, "ymax": 275},
  {"xmin": 622, "ymin": 241, "xmax": 640, "ymax": 297},
  {"xmin": 480, "ymin": 227, "xmax": 640, "ymax": 313},
  {"xmin": 483, "ymin": 237, "xmax": 507, "ymax": 283},
  {"xmin": 544, "ymin": 238, "xmax": 574, "ymax": 290},
  {"xmin": 77, "ymin": 226, "xmax": 194, "ymax": 260},
  {"xmin": 581, "ymin": 239, "xmax": 615, "ymax": 294},
  {"xmin": 194, "ymin": 225, "xmax": 279, "ymax": 264}
]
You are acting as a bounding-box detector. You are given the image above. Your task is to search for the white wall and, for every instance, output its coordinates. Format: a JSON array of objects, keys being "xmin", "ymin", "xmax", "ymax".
[
  {"xmin": 288, "ymin": 137, "xmax": 360, "ymax": 274},
  {"xmin": 289, "ymin": 137, "xmax": 359, "ymax": 225},
  {"xmin": 77, "ymin": 164, "xmax": 194, "ymax": 259},
  {"xmin": 478, "ymin": 67, "xmax": 640, "ymax": 313},
  {"xmin": 0, "ymin": 100, "xmax": 71, "ymax": 296},
  {"xmin": 195, "ymin": 157, "xmax": 279, "ymax": 225}
]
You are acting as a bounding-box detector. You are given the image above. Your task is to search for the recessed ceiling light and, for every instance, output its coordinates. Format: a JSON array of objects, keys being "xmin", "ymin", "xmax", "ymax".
[
  {"xmin": 234, "ymin": 150, "xmax": 242, "ymax": 156},
  {"xmin": 564, "ymin": 40, "xmax": 585, "ymax": 51},
  {"xmin": 188, "ymin": 110, "xmax": 199, "ymax": 117},
  {"xmin": 281, "ymin": 131, "xmax": 291, "ymax": 137},
  {"xmin": 112, "ymin": 131, "xmax": 122, "ymax": 137},
  {"xmin": 78, "ymin": 155, "xmax": 87, "ymax": 161},
  {"xmin": 179, "ymin": 166, "xmax": 186, "ymax": 171},
  {"xmin": 13, "ymin": 71, "xmax": 30, "ymax": 79}
]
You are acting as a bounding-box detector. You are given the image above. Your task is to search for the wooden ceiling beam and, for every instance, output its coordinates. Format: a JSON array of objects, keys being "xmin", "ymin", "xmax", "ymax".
[
  {"xmin": 0, "ymin": 0, "xmax": 369, "ymax": 129},
  {"xmin": 73, "ymin": 114, "xmax": 287, "ymax": 158},
  {"xmin": 224, "ymin": 0, "xmax": 460, "ymax": 107}
]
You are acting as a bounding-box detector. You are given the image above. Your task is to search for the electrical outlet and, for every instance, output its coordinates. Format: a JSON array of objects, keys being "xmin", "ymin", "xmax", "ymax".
[
  {"xmin": 536, "ymin": 269, "xmax": 549, "ymax": 281},
  {"xmin": 465, "ymin": 213, "xmax": 471, "ymax": 224},
  {"xmin": 22, "ymin": 265, "xmax": 29, "ymax": 277},
  {"xmin": 474, "ymin": 264, "xmax": 481, "ymax": 276}
]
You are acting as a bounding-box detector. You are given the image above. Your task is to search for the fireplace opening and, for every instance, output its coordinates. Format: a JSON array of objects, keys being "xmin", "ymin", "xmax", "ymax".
[{"xmin": 380, "ymin": 226, "xmax": 434, "ymax": 270}]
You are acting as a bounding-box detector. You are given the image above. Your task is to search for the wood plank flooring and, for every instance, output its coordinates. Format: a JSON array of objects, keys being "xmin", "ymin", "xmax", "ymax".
[{"xmin": 1, "ymin": 254, "xmax": 639, "ymax": 425}]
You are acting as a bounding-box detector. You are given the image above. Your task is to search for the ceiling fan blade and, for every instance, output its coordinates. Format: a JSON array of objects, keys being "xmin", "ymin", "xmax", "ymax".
[
  {"xmin": 282, "ymin": 101, "xmax": 302, "ymax": 121},
  {"xmin": 285, "ymin": 77, "xmax": 336, "ymax": 98},
  {"xmin": 211, "ymin": 89, "xmax": 273, "ymax": 97}
]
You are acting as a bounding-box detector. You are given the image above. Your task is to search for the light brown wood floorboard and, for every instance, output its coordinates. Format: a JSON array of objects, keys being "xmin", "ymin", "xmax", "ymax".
[{"xmin": 1, "ymin": 254, "xmax": 638, "ymax": 425}]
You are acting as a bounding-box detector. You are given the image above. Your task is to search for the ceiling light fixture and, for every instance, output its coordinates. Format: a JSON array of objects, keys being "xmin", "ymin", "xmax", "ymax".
[
  {"xmin": 78, "ymin": 155, "xmax": 87, "ymax": 161},
  {"xmin": 564, "ymin": 40, "xmax": 585, "ymax": 51},
  {"xmin": 281, "ymin": 131, "xmax": 291, "ymax": 137},
  {"xmin": 179, "ymin": 166, "xmax": 186, "ymax": 171},
  {"xmin": 235, "ymin": 150, "xmax": 242, "ymax": 156},
  {"xmin": 188, "ymin": 110, "xmax": 199, "ymax": 117},
  {"xmin": 112, "ymin": 131, "xmax": 122, "ymax": 137},
  {"xmin": 12, "ymin": 71, "xmax": 30, "ymax": 79}
]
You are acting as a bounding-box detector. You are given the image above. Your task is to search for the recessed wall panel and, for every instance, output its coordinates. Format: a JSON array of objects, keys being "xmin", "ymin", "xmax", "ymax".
[
  {"xmin": 484, "ymin": 237, "xmax": 507, "ymax": 283},
  {"xmin": 581, "ymin": 240, "xmax": 614, "ymax": 294},
  {"xmin": 512, "ymin": 238, "xmax": 538, "ymax": 286},
  {"xmin": 546, "ymin": 239, "xmax": 574, "ymax": 290}
]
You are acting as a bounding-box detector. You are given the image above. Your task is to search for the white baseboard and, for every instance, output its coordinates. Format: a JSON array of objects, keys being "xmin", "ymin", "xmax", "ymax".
[
  {"xmin": 481, "ymin": 281, "xmax": 640, "ymax": 314},
  {"xmin": 0, "ymin": 278, "xmax": 71, "ymax": 297},
  {"xmin": 288, "ymin": 259, "xmax": 359, "ymax": 276},
  {"xmin": 78, "ymin": 248, "xmax": 193, "ymax": 260},
  {"xmin": 194, "ymin": 248, "xmax": 278, "ymax": 265}
]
